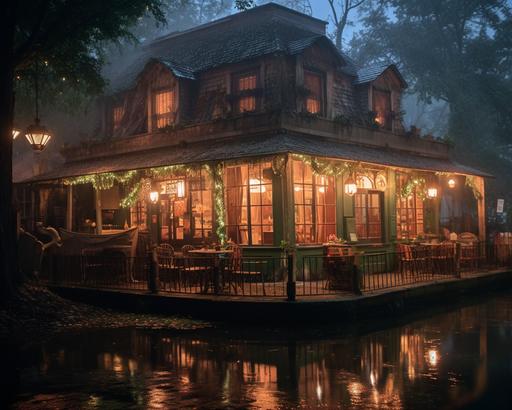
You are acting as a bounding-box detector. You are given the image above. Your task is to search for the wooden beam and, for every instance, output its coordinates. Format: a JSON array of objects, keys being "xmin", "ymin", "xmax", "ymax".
[
  {"xmin": 95, "ymin": 188, "xmax": 102, "ymax": 234},
  {"xmin": 66, "ymin": 184, "xmax": 73, "ymax": 231},
  {"xmin": 476, "ymin": 176, "xmax": 486, "ymax": 241}
]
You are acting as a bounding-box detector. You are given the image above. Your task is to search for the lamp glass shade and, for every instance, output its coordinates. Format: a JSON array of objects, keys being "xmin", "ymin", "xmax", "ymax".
[
  {"xmin": 25, "ymin": 120, "xmax": 51, "ymax": 151},
  {"xmin": 176, "ymin": 180, "xmax": 185, "ymax": 198},
  {"xmin": 344, "ymin": 177, "xmax": 357, "ymax": 196},
  {"xmin": 448, "ymin": 178, "xmax": 456, "ymax": 189},
  {"xmin": 12, "ymin": 129, "xmax": 20, "ymax": 139},
  {"xmin": 149, "ymin": 191, "xmax": 159, "ymax": 204},
  {"xmin": 427, "ymin": 187, "xmax": 438, "ymax": 198}
]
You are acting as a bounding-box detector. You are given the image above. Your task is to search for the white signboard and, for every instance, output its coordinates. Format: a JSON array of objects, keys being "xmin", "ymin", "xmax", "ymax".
[{"xmin": 497, "ymin": 198, "xmax": 505, "ymax": 214}]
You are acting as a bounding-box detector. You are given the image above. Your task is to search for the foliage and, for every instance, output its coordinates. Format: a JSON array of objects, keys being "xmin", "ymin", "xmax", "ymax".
[{"xmin": 350, "ymin": 0, "xmax": 512, "ymax": 225}]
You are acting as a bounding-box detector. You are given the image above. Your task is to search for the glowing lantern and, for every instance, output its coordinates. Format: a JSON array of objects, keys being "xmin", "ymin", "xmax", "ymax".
[
  {"xmin": 149, "ymin": 191, "xmax": 159, "ymax": 204},
  {"xmin": 176, "ymin": 180, "xmax": 185, "ymax": 198},
  {"xmin": 427, "ymin": 187, "xmax": 438, "ymax": 199},
  {"xmin": 25, "ymin": 119, "xmax": 52, "ymax": 151},
  {"xmin": 448, "ymin": 178, "xmax": 456, "ymax": 189},
  {"xmin": 344, "ymin": 176, "xmax": 357, "ymax": 196},
  {"xmin": 12, "ymin": 129, "xmax": 20, "ymax": 139}
]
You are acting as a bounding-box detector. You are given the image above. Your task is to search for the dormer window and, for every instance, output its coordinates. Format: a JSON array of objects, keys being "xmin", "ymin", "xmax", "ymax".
[
  {"xmin": 113, "ymin": 105, "xmax": 124, "ymax": 132},
  {"xmin": 372, "ymin": 88, "xmax": 392, "ymax": 130},
  {"xmin": 304, "ymin": 70, "xmax": 323, "ymax": 115},
  {"xmin": 154, "ymin": 89, "xmax": 176, "ymax": 128},
  {"xmin": 233, "ymin": 71, "xmax": 259, "ymax": 113}
]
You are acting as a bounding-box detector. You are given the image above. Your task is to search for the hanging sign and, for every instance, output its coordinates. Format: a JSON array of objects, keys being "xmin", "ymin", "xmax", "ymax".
[{"xmin": 497, "ymin": 199, "xmax": 505, "ymax": 214}]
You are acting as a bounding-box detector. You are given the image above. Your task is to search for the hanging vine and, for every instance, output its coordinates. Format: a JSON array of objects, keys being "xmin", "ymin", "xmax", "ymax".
[
  {"xmin": 465, "ymin": 175, "xmax": 483, "ymax": 200},
  {"xmin": 205, "ymin": 162, "xmax": 227, "ymax": 245}
]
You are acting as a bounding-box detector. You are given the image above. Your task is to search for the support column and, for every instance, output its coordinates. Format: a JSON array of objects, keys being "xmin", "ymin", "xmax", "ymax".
[
  {"xmin": 94, "ymin": 188, "xmax": 102, "ymax": 234},
  {"xmin": 476, "ymin": 176, "xmax": 486, "ymax": 241},
  {"xmin": 66, "ymin": 185, "xmax": 73, "ymax": 231}
]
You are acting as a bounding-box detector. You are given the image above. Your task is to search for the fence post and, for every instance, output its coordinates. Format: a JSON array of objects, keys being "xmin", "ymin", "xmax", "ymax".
[
  {"xmin": 455, "ymin": 242, "xmax": 462, "ymax": 278},
  {"xmin": 148, "ymin": 247, "xmax": 159, "ymax": 293},
  {"xmin": 286, "ymin": 253, "xmax": 296, "ymax": 301},
  {"xmin": 352, "ymin": 265, "xmax": 362, "ymax": 295}
]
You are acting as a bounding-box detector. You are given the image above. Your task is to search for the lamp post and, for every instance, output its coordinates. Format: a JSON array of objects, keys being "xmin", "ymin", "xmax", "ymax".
[{"xmin": 149, "ymin": 190, "xmax": 160, "ymax": 244}]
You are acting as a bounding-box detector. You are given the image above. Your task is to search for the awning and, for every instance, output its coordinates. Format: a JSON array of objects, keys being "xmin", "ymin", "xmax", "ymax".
[{"xmin": 22, "ymin": 133, "xmax": 492, "ymax": 183}]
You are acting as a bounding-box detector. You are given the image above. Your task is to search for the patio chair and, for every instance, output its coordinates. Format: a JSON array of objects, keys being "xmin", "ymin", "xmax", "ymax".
[
  {"xmin": 324, "ymin": 247, "xmax": 357, "ymax": 291},
  {"xmin": 225, "ymin": 244, "xmax": 266, "ymax": 295},
  {"xmin": 459, "ymin": 242, "xmax": 479, "ymax": 272},
  {"xmin": 156, "ymin": 244, "xmax": 176, "ymax": 290},
  {"xmin": 179, "ymin": 244, "xmax": 208, "ymax": 291},
  {"xmin": 431, "ymin": 243, "xmax": 456, "ymax": 275}
]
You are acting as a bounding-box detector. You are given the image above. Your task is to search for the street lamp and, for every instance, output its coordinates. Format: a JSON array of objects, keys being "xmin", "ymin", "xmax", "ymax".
[
  {"xmin": 12, "ymin": 129, "xmax": 20, "ymax": 139},
  {"xmin": 448, "ymin": 178, "xmax": 456, "ymax": 189}
]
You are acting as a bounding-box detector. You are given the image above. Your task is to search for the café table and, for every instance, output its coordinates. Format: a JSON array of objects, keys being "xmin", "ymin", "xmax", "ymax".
[{"xmin": 188, "ymin": 249, "xmax": 233, "ymax": 293}]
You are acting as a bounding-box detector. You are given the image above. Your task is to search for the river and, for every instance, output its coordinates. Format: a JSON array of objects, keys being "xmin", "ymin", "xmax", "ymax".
[{"xmin": 7, "ymin": 291, "xmax": 512, "ymax": 409}]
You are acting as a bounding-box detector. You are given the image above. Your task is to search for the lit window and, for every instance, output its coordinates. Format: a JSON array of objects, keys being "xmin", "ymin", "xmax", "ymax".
[
  {"xmin": 113, "ymin": 105, "xmax": 124, "ymax": 131},
  {"xmin": 355, "ymin": 190, "xmax": 383, "ymax": 241},
  {"xmin": 130, "ymin": 201, "xmax": 147, "ymax": 230},
  {"xmin": 373, "ymin": 88, "xmax": 391, "ymax": 130},
  {"xmin": 304, "ymin": 71, "xmax": 323, "ymax": 114},
  {"xmin": 154, "ymin": 89, "xmax": 176, "ymax": 128},
  {"xmin": 234, "ymin": 72, "xmax": 258, "ymax": 113},
  {"xmin": 225, "ymin": 162, "xmax": 273, "ymax": 245},
  {"xmin": 293, "ymin": 160, "xmax": 336, "ymax": 244},
  {"xmin": 396, "ymin": 174, "xmax": 424, "ymax": 239}
]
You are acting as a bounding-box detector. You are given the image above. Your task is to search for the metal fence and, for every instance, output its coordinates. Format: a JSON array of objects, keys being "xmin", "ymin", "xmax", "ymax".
[
  {"xmin": 43, "ymin": 242, "xmax": 512, "ymax": 298},
  {"xmin": 158, "ymin": 256, "xmax": 288, "ymax": 297}
]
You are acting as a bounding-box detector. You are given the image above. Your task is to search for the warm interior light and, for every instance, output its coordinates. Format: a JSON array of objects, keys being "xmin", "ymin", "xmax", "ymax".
[
  {"xmin": 294, "ymin": 186, "xmax": 302, "ymax": 192},
  {"xmin": 318, "ymin": 186, "xmax": 325, "ymax": 193},
  {"xmin": 25, "ymin": 119, "xmax": 52, "ymax": 151},
  {"xmin": 448, "ymin": 178, "xmax": 456, "ymax": 189},
  {"xmin": 344, "ymin": 177, "xmax": 357, "ymax": 196},
  {"xmin": 249, "ymin": 178, "xmax": 265, "ymax": 193},
  {"xmin": 12, "ymin": 129, "xmax": 20, "ymax": 139},
  {"xmin": 427, "ymin": 187, "xmax": 438, "ymax": 198},
  {"xmin": 176, "ymin": 180, "xmax": 185, "ymax": 198},
  {"xmin": 149, "ymin": 191, "xmax": 159, "ymax": 204}
]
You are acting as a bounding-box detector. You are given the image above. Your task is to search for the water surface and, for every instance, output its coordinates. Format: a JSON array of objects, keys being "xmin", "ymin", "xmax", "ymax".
[{"xmin": 8, "ymin": 292, "xmax": 512, "ymax": 409}]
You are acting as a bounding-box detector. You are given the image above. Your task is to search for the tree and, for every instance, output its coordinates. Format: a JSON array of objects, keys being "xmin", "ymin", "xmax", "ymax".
[
  {"xmin": 0, "ymin": 0, "xmax": 167, "ymax": 301},
  {"xmin": 327, "ymin": 0, "xmax": 366, "ymax": 50},
  {"xmin": 350, "ymin": 0, "xmax": 512, "ymax": 228}
]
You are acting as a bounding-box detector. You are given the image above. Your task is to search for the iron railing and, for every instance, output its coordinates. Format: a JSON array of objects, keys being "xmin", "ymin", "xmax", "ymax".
[{"xmin": 43, "ymin": 242, "xmax": 512, "ymax": 298}]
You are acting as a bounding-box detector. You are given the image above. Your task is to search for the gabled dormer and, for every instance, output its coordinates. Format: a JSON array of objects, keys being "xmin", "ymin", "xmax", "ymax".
[
  {"xmin": 354, "ymin": 64, "xmax": 408, "ymax": 133},
  {"xmin": 105, "ymin": 59, "xmax": 195, "ymax": 138}
]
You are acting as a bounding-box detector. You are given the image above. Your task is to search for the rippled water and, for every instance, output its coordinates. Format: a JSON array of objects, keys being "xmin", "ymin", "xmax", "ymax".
[{"xmin": 7, "ymin": 292, "xmax": 512, "ymax": 409}]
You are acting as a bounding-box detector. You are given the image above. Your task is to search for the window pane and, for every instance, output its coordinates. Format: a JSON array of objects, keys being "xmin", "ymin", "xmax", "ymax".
[
  {"xmin": 155, "ymin": 90, "xmax": 176, "ymax": 128},
  {"xmin": 224, "ymin": 162, "xmax": 273, "ymax": 245}
]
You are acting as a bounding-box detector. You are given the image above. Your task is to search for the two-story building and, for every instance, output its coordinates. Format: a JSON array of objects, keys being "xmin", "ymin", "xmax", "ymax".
[{"xmin": 21, "ymin": 3, "xmax": 489, "ymax": 260}]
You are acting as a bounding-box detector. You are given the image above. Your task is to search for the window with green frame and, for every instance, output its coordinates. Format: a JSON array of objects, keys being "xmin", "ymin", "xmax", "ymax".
[{"xmin": 293, "ymin": 160, "xmax": 336, "ymax": 244}]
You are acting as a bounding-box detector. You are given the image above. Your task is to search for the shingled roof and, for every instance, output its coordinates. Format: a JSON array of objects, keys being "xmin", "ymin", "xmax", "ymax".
[
  {"xmin": 355, "ymin": 63, "xmax": 407, "ymax": 87},
  {"xmin": 24, "ymin": 132, "xmax": 491, "ymax": 183},
  {"xmin": 108, "ymin": 3, "xmax": 357, "ymax": 93}
]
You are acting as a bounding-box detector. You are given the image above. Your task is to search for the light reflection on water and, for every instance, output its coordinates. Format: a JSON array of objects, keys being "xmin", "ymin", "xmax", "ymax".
[{"xmin": 9, "ymin": 293, "xmax": 512, "ymax": 409}]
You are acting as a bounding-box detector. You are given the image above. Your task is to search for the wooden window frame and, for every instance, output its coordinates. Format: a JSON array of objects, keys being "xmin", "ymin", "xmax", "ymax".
[
  {"xmin": 232, "ymin": 70, "xmax": 261, "ymax": 114},
  {"xmin": 354, "ymin": 189, "xmax": 384, "ymax": 242},
  {"xmin": 303, "ymin": 69, "xmax": 325, "ymax": 116},
  {"xmin": 153, "ymin": 88, "xmax": 177, "ymax": 129},
  {"xmin": 293, "ymin": 160, "xmax": 336, "ymax": 244},
  {"xmin": 372, "ymin": 87, "xmax": 392, "ymax": 131},
  {"xmin": 225, "ymin": 162, "xmax": 273, "ymax": 246},
  {"xmin": 396, "ymin": 175, "xmax": 424, "ymax": 239}
]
